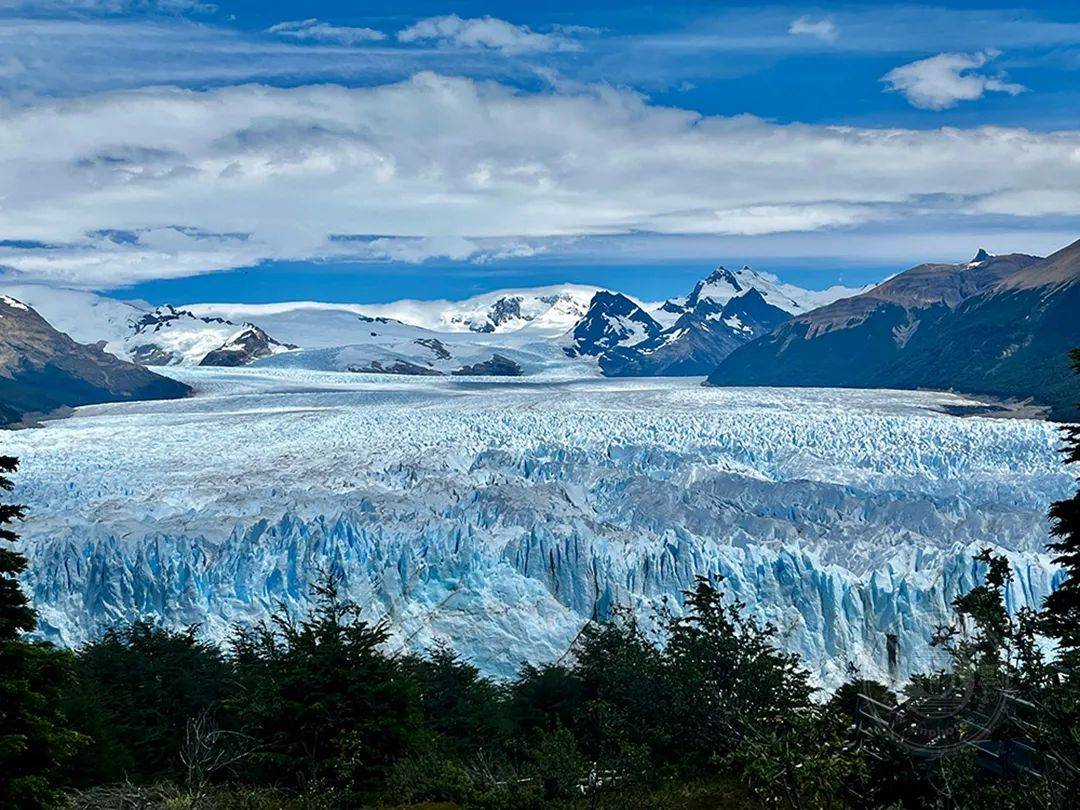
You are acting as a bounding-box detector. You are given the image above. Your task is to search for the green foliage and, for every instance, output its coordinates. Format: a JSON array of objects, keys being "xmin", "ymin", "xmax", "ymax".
[
  {"xmin": 734, "ymin": 705, "xmax": 870, "ymax": 809},
  {"xmin": 229, "ymin": 577, "xmax": 422, "ymax": 801},
  {"xmin": 0, "ymin": 455, "xmax": 33, "ymax": 640},
  {"xmin": 404, "ymin": 644, "xmax": 510, "ymax": 757},
  {"xmin": 0, "ymin": 456, "xmax": 83, "ymax": 809},
  {"xmin": 65, "ymin": 621, "xmax": 231, "ymax": 786},
  {"xmin": 1042, "ymin": 349, "xmax": 1080, "ymax": 659},
  {"xmin": 664, "ymin": 577, "xmax": 813, "ymax": 771}
]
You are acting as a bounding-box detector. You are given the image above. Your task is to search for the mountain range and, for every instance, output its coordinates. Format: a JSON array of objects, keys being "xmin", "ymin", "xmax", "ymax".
[
  {"xmin": 3, "ymin": 240, "xmax": 1079, "ymax": 423},
  {"xmin": 707, "ymin": 240, "xmax": 1080, "ymax": 420},
  {"xmin": 0, "ymin": 294, "xmax": 189, "ymax": 426}
]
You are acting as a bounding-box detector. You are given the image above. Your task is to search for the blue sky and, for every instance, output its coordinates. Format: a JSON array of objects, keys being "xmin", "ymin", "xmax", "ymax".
[{"xmin": 0, "ymin": 1, "xmax": 1078, "ymax": 304}]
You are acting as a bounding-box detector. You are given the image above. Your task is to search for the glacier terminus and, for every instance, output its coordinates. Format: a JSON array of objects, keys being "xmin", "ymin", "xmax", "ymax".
[{"xmin": 7, "ymin": 368, "xmax": 1071, "ymax": 690}]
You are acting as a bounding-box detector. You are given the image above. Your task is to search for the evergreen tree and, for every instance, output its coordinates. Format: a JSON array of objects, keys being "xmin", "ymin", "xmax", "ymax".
[
  {"xmin": 0, "ymin": 456, "xmax": 33, "ymax": 639},
  {"xmin": 0, "ymin": 456, "xmax": 81, "ymax": 809},
  {"xmin": 64, "ymin": 621, "xmax": 230, "ymax": 786},
  {"xmin": 1042, "ymin": 348, "xmax": 1080, "ymax": 660},
  {"xmin": 229, "ymin": 576, "xmax": 421, "ymax": 802},
  {"xmin": 1036, "ymin": 348, "xmax": 1080, "ymax": 787}
]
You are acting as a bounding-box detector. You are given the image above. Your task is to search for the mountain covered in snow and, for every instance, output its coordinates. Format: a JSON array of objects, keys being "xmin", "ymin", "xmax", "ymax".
[
  {"xmin": 0, "ymin": 285, "xmax": 295, "ymax": 368},
  {"xmin": 708, "ymin": 241, "xmax": 1080, "ymax": 419},
  {"xmin": 0, "ymin": 294, "xmax": 189, "ymax": 425},
  {"xmin": 351, "ymin": 284, "xmax": 601, "ymax": 335},
  {"xmin": 564, "ymin": 266, "xmax": 850, "ymax": 376},
  {"xmin": 659, "ymin": 264, "xmax": 862, "ymax": 319},
  {"xmin": 1, "ymin": 268, "xmax": 858, "ymax": 381},
  {"xmin": 564, "ymin": 292, "xmax": 661, "ymax": 358}
]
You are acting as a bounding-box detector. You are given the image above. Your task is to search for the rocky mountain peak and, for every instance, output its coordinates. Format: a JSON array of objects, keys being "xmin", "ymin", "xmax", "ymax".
[{"xmin": 564, "ymin": 291, "xmax": 661, "ymax": 357}]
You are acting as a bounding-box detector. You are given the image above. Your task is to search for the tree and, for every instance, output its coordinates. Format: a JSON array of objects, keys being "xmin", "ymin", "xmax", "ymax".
[
  {"xmin": 663, "ymin": 577, "xmax": 813, "ymax": 774},
  {"xmin": 1042, "ymin": 348, "xmax": 1080, "ymax": 661},
  {"xmin": 1034, "ymin": 348, "xmax": 1080, "ymax": 784},
  {"xmin": 229, "ymin": 576, "xmax": 422, "ymax": 801},
  {"xmin": 0, "ymin": 456, "xmax": 33, "ymax": 639},
  {"xmin": 64, "ymin": 621, "xmax": 231, "ymax": 786},
  {"xmin": 405, "ymin": 643, "xmax": 510, "ymax": 756},
  {"xmin": 0, "ymin": 456, "xmax": 81, "ymax": 809},
  {"xmin": 571, "ymin": 612, "xmax": 669, "ymax": 773}
]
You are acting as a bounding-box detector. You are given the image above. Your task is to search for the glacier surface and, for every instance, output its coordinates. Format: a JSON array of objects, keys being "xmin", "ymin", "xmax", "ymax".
[{"xmin": 6, "ymin": 369, "xmax": 1072, "ymax": 689}]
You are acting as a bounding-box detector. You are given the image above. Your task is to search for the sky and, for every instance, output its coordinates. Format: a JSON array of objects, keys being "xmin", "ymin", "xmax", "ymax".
[{"xmin": 0, "ymin": 1, "xmax": 1079, "ymax": 304}]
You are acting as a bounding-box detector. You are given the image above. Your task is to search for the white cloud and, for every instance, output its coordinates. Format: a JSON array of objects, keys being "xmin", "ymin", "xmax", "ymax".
[
  {"xmin": 397, "ymin": 14, "xmax": 579, "ymax": 55},
  {"xmin": 788, "ymin": 16, "xmax": 837, "ymax": 43},
  {"xmin": 268, "ymin": 18, "xmax": 386, "ymax": 46},
  {"xmin": 0, "ymin": 73, "xmax": 1078, "ymax": 287},
  {"xmin": 882, "ymin": 50, "xmax": 1026, "ymax": 110}
]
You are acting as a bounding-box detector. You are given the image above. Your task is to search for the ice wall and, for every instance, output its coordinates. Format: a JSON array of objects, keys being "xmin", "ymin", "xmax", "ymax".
[{"xmin": 8, "ymin": 370, "xmax": 1071, "ymax": 689}]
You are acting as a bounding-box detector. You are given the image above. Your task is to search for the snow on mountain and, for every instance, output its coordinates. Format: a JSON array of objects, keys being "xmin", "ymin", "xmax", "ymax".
[
  {"xmin": 0, "ymin": 283, "xmax": 146, "ymax": 359},
  {"xmin": 220, "ymin": 305, "xmax": 583, "ymax": 378},
  {"xmin": 563, "ymin": 292, "xmax": 662, "ymax": 357},
  {"xmin": 0, "ymin": 285, "xmax": 294, "ymax": 367},
  {"xmin": 588, "ymin": 270, "xmax": 795, "ymax": 376},
  {"xmin": 129, "ymin": 305, "xmax": 295, "ymax": 366},
  {"xmin": 220, "ymin": 284, "xmax": 602, "ymax": 337},
  {"xmin": 7, "ymin": 369, "xmax": 1070, "ymax": 689},
  {"xmin": 660, "ymin": 266, "xmax": 864, "ymax": 318},
  {"xmin": 1, "ymin": 268, "xmax": 867, "ymax": 380}
]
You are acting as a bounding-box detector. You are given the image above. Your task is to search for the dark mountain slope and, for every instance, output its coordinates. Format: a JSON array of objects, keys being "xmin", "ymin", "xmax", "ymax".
[
  {"xmin": 564, "ymin": 292, "xmax": 661, "ymax": 358},
  {"xmin": 707, "ymin": 243, "xmax": 1080, "ymax": 419},
  {"xmin": 0, "ymin": 295, "xmax": 191, "ymax": 426},
  {"xmin": 602, "ymin": 288, "xmax": 790, "ymax": 377}
]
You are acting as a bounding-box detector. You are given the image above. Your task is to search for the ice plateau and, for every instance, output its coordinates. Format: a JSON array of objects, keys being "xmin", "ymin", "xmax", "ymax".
[{"xmin": 6, "ymin": 369, "xmax": 1072, "ymax": 690}]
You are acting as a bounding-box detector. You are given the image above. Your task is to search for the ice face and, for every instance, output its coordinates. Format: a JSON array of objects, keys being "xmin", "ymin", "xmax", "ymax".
[{"xmin": 5, "ymin": 369, "xmax": 1071, "ymax": 689}]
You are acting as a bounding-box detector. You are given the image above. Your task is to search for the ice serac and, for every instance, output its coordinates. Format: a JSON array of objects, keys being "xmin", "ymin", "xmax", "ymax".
[
  {"xmin": 7, "ymin": 371, "xmax": 1071, "ymax": 689},
  {"xmin": 0, "ymin": 296, "xmax": 190, "ymax": 425},
  {"xmin": 708, "ymin": 241, "xmax": 1080, "ymax": 420}
]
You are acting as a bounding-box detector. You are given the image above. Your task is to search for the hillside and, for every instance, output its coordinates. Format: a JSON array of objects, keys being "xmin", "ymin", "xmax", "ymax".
[
  {"xmin": 707, "ymin": 243, "xmax": 1080, "ymax": 420},
  {"xmin": 0, "ymin": 295, "xmax": 190, "ymax": 425}
]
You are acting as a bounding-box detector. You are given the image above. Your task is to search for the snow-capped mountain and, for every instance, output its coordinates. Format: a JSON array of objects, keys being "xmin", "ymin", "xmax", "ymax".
[
  {"xmin": 339, "ymin": 284, "xmax": 601, "ymax": 336},
  {"xmin": 129, "ymin": 305, "xmax": 296, "ymax": 366},
  {"xmin": 574, "ymin": 267, "xmax": 799, "ymax": 376},
  {"xmin": 0, "ymin": 285, "xmax": 296, "ymax": 368},
  {"xmin": 659, "ymin": 265, "xmax": 863, "ymax": 318},
  {"xmin": 0, "ymin": 295, "xmax": 189, "ymax": 425},
  {"xmin": 563, "ymin": 292, "xmax": 661, "ymax": 358},
  {"xmin": 1, "ymin": 266, "xmax": 864, "ymax": 380}
]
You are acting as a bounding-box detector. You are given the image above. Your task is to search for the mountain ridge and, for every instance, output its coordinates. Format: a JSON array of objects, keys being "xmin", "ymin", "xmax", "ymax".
[
  {"xmin": 707, "ymin": 241, "xmax": 1080, "ymax": 420},
  {"xmin": 0, "ymin": 295, "xmax": 190, "ymax": 426}
]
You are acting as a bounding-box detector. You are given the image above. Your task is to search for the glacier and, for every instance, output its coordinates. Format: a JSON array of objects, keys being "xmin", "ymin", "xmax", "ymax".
[{"xmin": 5, "ymin": 368, "xmax": 1072, "ymax": 690}]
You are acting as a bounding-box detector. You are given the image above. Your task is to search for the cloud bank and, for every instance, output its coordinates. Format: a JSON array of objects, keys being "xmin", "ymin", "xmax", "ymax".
[{"xmin": 0, "ymin": 73, "xmax": 1078, "ymax": 287}]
